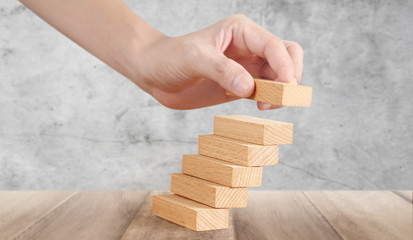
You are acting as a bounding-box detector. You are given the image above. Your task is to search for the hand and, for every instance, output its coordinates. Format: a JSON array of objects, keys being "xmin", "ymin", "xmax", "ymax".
[
  {"xmin": 131, "ymin": 14, "xmax": 303, "ymax": 110},
  {"xmin": 20, "ymin": 0, "xmax": 303, "ymax": 110}
]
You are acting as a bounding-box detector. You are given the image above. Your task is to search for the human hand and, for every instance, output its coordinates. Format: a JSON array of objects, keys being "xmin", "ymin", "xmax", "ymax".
[
  {"xmin": 131, "ymin": 14, "xmax": 303, "ymax": 110},
  {"xmin": 20, "ymin": 0, "xmax": 302, "ymax": 110}
]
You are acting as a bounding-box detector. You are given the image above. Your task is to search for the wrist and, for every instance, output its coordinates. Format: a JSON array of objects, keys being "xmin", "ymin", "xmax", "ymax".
[
  {"xmin": 109, "ymin": 15, "xmax": 166, "ymax": 88},
  {"xmin": 127, "ymin": 29, "xmax": 167, "ymax": 93}
]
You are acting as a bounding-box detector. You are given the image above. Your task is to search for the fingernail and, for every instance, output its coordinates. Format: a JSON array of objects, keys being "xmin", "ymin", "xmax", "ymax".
[
  {"xmin": 232, "ymin": 74, "xmax": 252, "ymax": 96},
  {"xmin": 261, "ymin": 103, "xmax": 273, "ymax": 110}
]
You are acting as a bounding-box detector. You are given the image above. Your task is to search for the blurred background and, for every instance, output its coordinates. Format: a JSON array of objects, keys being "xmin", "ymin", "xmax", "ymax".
[{"xmin": 1, "ymin": 0, "xmax": 412, "ymax": 190}]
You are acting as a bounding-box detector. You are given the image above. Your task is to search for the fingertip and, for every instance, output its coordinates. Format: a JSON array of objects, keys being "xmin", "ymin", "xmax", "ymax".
[
  {"xmin": 276, "ymin": 76, "xmax": 298, "ymax": 85},
  {"xmin": 257, "ymin": 101, "xmax": 282, "ymax": 110},
  {"xmin": 296, "ymin": 73, "xmax": 302, "ymax": 84},
  {"xmin": 260, "ymin": 102, "xmax": 273, "ymax": 110}
]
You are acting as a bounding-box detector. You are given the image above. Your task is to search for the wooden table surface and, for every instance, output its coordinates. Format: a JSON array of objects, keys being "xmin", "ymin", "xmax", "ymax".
[{"xmin": 0, "ymin": 191, "xmax": 411, "ymax": 240}]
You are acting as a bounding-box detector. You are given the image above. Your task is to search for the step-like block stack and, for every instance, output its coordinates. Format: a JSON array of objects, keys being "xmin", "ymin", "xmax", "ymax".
[
  {"xmin": 152, "ymin": 115, "xmax": 294, "ymax": 231},
  {"xmin": 152, "ymin": 79, "xmax": 312, "ymax": 231}
]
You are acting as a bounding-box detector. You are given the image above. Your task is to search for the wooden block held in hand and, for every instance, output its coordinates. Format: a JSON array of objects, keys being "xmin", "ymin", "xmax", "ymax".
[
  {"xmin": 171, "ymin": 173, "xmax": 248, "ymax": 208},
  {"xmin": 227, "ymin": 78, "xmax": 312, "ymax": 107},
  {"xmin": 214, "ymin": 115, "xmax": 293, "ymax": 145},
  {"xmin": 152, "ymin": 194, "xmax": 228, "ymax": 231},
  {"xmin": 182, "ymin": 154, "xmax": 262, "ymax": 187},
  {"xmin": 198, "ymin": 135, "xmax": 278, "ymax": 166}
]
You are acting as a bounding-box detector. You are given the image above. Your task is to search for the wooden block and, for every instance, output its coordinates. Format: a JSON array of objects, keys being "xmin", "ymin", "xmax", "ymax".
[
  {"xmin": 182, "ymin": 154, "xmax": 262, "ymax": 187},
  {"xmin": 227, "ymin": 78, "xmax": 312, "ymax": 107},
  {"xmin": 152, "ymin": 194, "xmax": 228, "ymax": 231},
  {"xmin": 123, "ymin": 191, "xmax": 236, "ymax": 238},
  {"xmin": 171, "ymin": 173, "xmax": 248, "ymax": 208},
  {"xmin": 198, "ymin": 134, "xmax": 278, "ymax": 166},
  {"xmin": 213, "ymin": 115, "xmax": 293, "ymax": 145}
]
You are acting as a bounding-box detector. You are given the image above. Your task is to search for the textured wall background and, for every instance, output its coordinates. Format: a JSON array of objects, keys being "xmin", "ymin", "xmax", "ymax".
[{"xmin": 1, "ymin": 0, "xmax": 412, "ymax": 190}]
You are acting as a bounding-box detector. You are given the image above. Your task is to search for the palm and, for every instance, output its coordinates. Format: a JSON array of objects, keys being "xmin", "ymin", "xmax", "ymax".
[{"xmin": 156, "ymin": 58, "xmax": 265, "ymax": 110}]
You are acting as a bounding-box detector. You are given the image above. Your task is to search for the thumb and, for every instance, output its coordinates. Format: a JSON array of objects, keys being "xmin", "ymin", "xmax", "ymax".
[{"xmin": 194, "ymin": 49, "xmax": 254, "ymax": 97}]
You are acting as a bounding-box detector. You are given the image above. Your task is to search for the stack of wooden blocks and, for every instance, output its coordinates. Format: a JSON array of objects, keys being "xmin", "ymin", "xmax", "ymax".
[{"xmin": 152, "ymin": 79, "xmax": 312, "ymax": 231}]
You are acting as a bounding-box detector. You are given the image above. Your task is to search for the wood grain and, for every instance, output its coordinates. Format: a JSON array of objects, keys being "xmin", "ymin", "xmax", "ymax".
[
  {"xmin": 227, "ymin": 79, "xmax": 312, "ymax": 107},
  {"xmin": 0, "ymin": 191, "xmax": 76, "ymax": 240},
  {"xmin": 213, "ymin": 115, "xmax": 293, "ymax": 145},
  {"xmin": 152, "ymin": 194, "xmax": 229, "ymax": 231},
  {"xmin": 198, "ymin": 135, "xmax": 278, "ymax": 166},
  {"xmin": 121, "ymin": 191, "xmax": 235, "ymax": 240},
  {"xmin": 182, "ymin": 154, "xmax": 262, "ymax": 187},
  {"xmin": 233, "ymin": 191, "xmax": 342, "ymax": 240},
  {"xmin": 14, "ymin": 191, "xmax": 149, "ymax": 240},
  {"xmin": 171, "ymin": 173, "xmax": 248, "ymax": 208},
  {"xmin": 1, "ymin": 191, "xmax": 410, "ymax": 239},
  {"xmin": 304, "ymin": 191, "xmax": 413, "ymax": 240}
]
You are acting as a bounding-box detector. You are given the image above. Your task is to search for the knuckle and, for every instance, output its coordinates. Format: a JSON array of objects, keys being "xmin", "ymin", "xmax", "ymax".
[
  {"xmin": 214, "ymin": 59, "xmax": 233, "ymax": 76},
  {"xmin": 225, "ymin": 14, "xmax": 251, "ymax": 26},
  {"xmin": 269, "ymin": 36, "xmax": 284, "ymax": 46},
  {"xmin": 290, "ymin": 41, "xmax": 303, "ymax": 52},
  {"xmin": 231, "ymin": 14, "xmax": 249, "ymax": 22},
  {"xmin": 263, "ymin": 38, "xmax": 283, "ymax": 54}
]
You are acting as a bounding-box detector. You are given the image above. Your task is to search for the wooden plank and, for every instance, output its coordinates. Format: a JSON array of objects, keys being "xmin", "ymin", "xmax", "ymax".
[
  {"xmin": 14, "ymin": 191, "xmax": 149, "ymax": 240},
  {"xmin": 227, "ymin": 79, "xmax": 312, "ymax": 107},
  {"xmin": 304, "ymin": 191, "xmax": 413, "ymax": 240},
  {"xmin": 0, "ymin": 191, "xmax": 76, "ymax": 240},
  {"xmin": 171, "ymin": 173, "xmax": 248, "ymax": 208},
  {"xmin": 152, "ymin": 194, "xmax": 228, "ymax": 231},
  {"xmin": 182, "ymin": 154, "xmax": 262, "ymax": 187},
  {"xmin": 198, "ymin": 134, "xmax": 278, "ymax": 166},
  {"xmin": 233, "ymin": 191, "xmax": 342, "ymax": 240},
  {"xmin": 213, "ymin": 115, "xmax": 293, "ymax": 145},
  {"xmin": 121, "ymin": 191, "xmax": 235, "ymax": 239},
  {"xmin": 393, "ymin": 191, "xmax": 413, "ymax": 203}
]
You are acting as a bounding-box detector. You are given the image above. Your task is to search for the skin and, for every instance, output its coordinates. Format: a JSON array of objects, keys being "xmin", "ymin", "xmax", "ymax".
[{"xmin": 20, "ymin": 0, "xmax": 303, "ymax": 110}]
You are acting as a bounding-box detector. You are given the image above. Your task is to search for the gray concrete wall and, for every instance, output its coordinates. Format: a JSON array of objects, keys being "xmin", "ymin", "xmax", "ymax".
[{"xmin": 1, "ymin": 0, "xmax": 412, "ymax": 190}]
